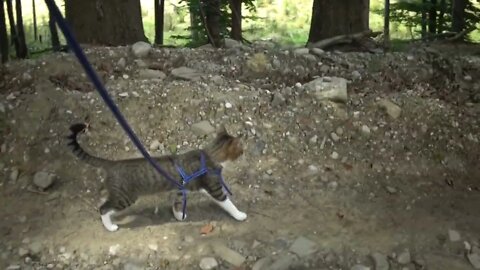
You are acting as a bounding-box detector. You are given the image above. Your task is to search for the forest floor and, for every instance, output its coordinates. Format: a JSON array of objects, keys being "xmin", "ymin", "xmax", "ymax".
[{"xmin": 0, "ymin": 41, "xmax": 480, "ymax": 270}]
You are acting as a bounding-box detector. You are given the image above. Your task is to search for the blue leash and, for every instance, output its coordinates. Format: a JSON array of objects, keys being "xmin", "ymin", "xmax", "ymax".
[{"xmin": 44, "ymin": 0, "xmax": 229, "ymax": 218}]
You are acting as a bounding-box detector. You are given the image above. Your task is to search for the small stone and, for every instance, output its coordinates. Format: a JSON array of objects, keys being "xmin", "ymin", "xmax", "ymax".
[
  {"xmin": 331, "ymin": 152, "xmax": 339, "ymax": 160},
  {"xmin": 304, "ymin": 77, "xmax": 348, "ymax": 103},
  {"xmin": 148, "ymin": 243, "xmax": 158, "ymax": 252},
  {"xmin": 199, "ymin": 257, "xmax": 218, "ymax": 270},
  {"xmin": 386, "ymin": 186, "xmax": 397, "ymax": 194},
  {"xmin": 252, "ymin": 240, "xmax": 261, "ymax": 249},
  {"xmin": 449, "ymin": 229, "xmax": 461, "ymax": 242},
  {"xmin": 331, "ymin": 132, "xmax": 340, "ymax": 142},
  {"xmin": 191, "ymin": 121, "xmax": 215, "ymax": 136},
  {"xmin": 118, "ymin": 92, "xmax": 129, "ymax": 97},
  {"xmin": 294, "ymin": 48, "xmax": 310, "ymax": 55},
  {"xmin": 289, "ymin": 236, "xmax": 317, "ymax": 257},
  {"xmin": 295, "ymin": 82, "xmax": 302, "ymax": 88},
  {"xmin": 109, "ymin": 244, "xmax": 121, "ymax": 256},
  {"xmin": 33, "ymin": 171, "xmax": 56, "ymax": 190},
  {"xmin": 336, "ymin": 127, "xmax": 344, "ymax": 135},
  {"xmin": 266, "ymin": 169, "xmax": 273, "ymax": 175},
  {"xmin": 361, "ymin": 125, "xmax": 371, "ymax": 136},
  {"xmin": 309, "ymin": 135, "xmax": 318, "ymax": 144},
  {"xmin": 212, "ymin": 243, "xmax": 245, "ymax": 267},
  {"xmin": 225, "ymin": 102, "xmax": 233, "ymax": 109},
  {"xmin": 371, "ymin": 252, "xmax": 389, "ymax": 270},
  {"xmin": 171, "ymin": 67, "xmax": 203, "ymax": 81},
  {"xmin": 271, "ymin": 93, "xmax": 286, "ymax": 107},
  {"xmin": 18, "ymin": 247, "xmax": 29, "ymax": 257},
  {"xmin": 224, "ymin": 38, "xmax": 242, "ymax": 48},
  {"xmin": 6, "ymin": 265, "xmax": 21, "ymax": 270},
  {"xmin": 397, "ymin": 249, "xmax": 411, "ymax": 264},
  {"xmin": 467, "ymin": 253, "xmax": 480, "ymax": 269},
  {"xmin": 123, "ymin": 261, "xmax": 143, "ymax": 270},
  {"xmin": 265, "ymin": 254, "xmax": 295, "ymax": 270},
  {"xmin": 327, "ymin": 181, "xmax": 338, "ymax": 190},
  {"xmin": 29, "ymin": 241, "xmax": 42, "ymax": 254},
  {"xmin": 10, "ymin": 167, "xmax": 19, "ymax": 182},
  {"xmin": 138, "ymin": 69, "xmax": 166, "ymax": 80},
  {"xmin": 149, "ymin": 140, "xmax": 161, "ymax": 151},
  {"xmin": 351, "ymin": 265, "xmax": 371, "ymax": 270},
  {"xmin": 311, "ymin": 48, "xmax": 325, "ymax": 56},
  {"xmin": 352, "ymin": 70, "xmax": 361, "ymax": 80},
  {"xmin": 0, "ymin": 102, "xmax": 6, "ymax": 113},
  {"xmin": 131, "ymin": 41, "xmax": 152, "ymax": 58},
  {"xmin": 252, "ymin": 257, "xmax": 274, "ymax": 270},
  {"xmin": 117, "ymin": 58, "xmax": 126, "ymax": 70},
  {"xmin": 378, "ymin": 99, "xmax": 402, "ymax": 119}
]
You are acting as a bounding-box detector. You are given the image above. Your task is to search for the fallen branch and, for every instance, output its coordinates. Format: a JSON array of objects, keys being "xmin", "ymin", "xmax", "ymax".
[{"xmin": 307, "ymin": 30, "xmax": 381, "ymax": 49}]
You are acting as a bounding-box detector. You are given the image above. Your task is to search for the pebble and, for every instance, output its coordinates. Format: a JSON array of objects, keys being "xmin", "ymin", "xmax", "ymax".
[
  {"xmin": 199, "ymin": 257, "xmax": 218, "ymax": 270},
  {"xmin": 225, "ymin": 102, "xmax": 233, "ymax": 109},
  {"xmin": 294, "ymin": 48, "xmax": 310, "ymax": 55},
  {"xmin": 309, "ymin": 135, "xmax": 318, "ymax": 144},
  {"xmin": 386, "ymin": 186, "xmax": 397, "ymax": 194},
  {"xmin": 252, "ymin": 257, "xmax": 274, "ymax": 270},
  {"xmin": 171, "ymin": 66, "xmax": 203, "ymax": 81},
  {"xmin": 397, "ymin": 249, "xmax": 411, "ymax": 264},
  {"xmin": 351, "ymin": 265, "xmax": 371, "ymax": 270},
  {"xmin": 371, "ymin": 252, "xmax": 389, "ymax": 270},
  {"xmin": 0, "ymin": 102, "xmax": 5, "ymax": 113},
  {"xmin": 131, "ymin": 41, "xmax": 152, "ymax": 58},
  {"xmin": 138, "ymin": 69, "xmax": 166, "ymax": 80},
  {"xmin": 118, "ymin": 92, "xmax": 129, "ymax": 97},
  {"xmin": 361, "ymin": 125, "xmax": 371, "ymax": 136},
  {"xmin": 467, "ymin": 253, "xmax": 480, "ymax": 269},
  {"xmin": 6, "ymin": 265, "xmax": 21, "ymax": 270},
  {"xmin": 331, "ymin": 132, "xmax": 340, "ymax": 142},
  {"xmin": 265, "ymin": 254, "xmax": 295, "ymax": 270},
  {"xmin": 117, "ymin": 57, "xmax": 126, "ymax": 70},
  {"xmin": 33, "ymin": 171, "xmax": 56, "ymax": 190},
  {"xmin": 191, "ymin": 121, "xmax": 215, "ymax": 136},
  {"xmin": 336, "ymin": 127, "xmax": 344, "ymax": 135},
  {"xmin": 149, "ymin": 140, "xmax": 161, "ymax": 151},
  {"xmin": 148, "ymin": 243, "xmax": 158, "ymax": 252},
  {"xmin": 311, "ymin": 48, "xmax": 325, "ymax": 56},
  {"xmin": 123, "ymin": 261, "xmax": 143, "ymax": 270},
  {"xmin": 289, "ymin": 236, "xmax": 317, "ymax": 257},
  {"xmin": 212, "ymin": 243, "xmax": 245, "ymax": 267},
  {"xmin": 352, "ymin": 70, "xmax": 362, "ymax": 80},
  {"xmin": 448, "ymin": 229, "xmax": 461, "ymax": 242},
  {"xmin": 378, "ymin": 99, "xmax": 402, "ymax": 119},
  {"xmin": 331, "ymin": 151, "xmax": 339, "ymax": 159},
  {"xmin": 10, "ymin": 167, "xmax": 19, "ymax": 182},
  {"xmin": 18, "ymin": 247, "xmax": 29, "ymax": 257},
  {"xmin": 29, "ymin": 241, "xmax": 42, "ymax": 254}
]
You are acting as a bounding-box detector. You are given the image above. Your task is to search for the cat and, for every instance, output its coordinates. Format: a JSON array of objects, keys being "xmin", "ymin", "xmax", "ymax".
[{"xmin": 66, "ymin": 123, "xmax": 247, "ymax": 232}]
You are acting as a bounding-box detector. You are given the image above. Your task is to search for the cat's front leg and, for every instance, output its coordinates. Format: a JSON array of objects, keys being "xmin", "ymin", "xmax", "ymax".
[
  {"xmin": 172, "ymin": 191, "xmax": 187, "ymax": 221},
  {"xmin": 200, "ymin": 188, "xmax": 247, "ymax": 221}
]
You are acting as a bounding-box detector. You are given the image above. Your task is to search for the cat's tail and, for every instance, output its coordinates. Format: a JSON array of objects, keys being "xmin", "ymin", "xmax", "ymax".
[{"xmin": 67, "ymin": 123, "xmax": 113, "ymax": 167}]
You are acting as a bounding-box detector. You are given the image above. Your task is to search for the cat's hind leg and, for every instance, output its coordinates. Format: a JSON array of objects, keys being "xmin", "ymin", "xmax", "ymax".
[
  {"xmin": 200, "ymin": 188, "xmax": 247, "ymax": 221},
  {"xmin": 172, "ymin": 191, "xmax": 187, "ymax": 221},
  {"xmin": 99, "ymin": 194, "xmax": 135, "ymax": 232}
]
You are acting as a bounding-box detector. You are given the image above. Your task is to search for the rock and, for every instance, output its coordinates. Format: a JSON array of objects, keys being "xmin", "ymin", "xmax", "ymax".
[
  {"xmin": 424, "ymin": 254, "xmax": 471, "ymax": 270},
  {"xmin": 224, "ymin": 38, "xmax": 242, "ymax": 48},
  {"xmin": 467, "ymin": 253, "xmax": 480, "ymax": 269},
  {"xmin": 134, "ymin": 59, "xmax": 147, "ymax": 68},
  {"xmin": 199, "ymin": 257, "xmax": 219, "ymax": 270},
  {"xmin": 294, "ymin": 48, "xmax": 310, "ymax": 55},
  {"xmin": 6, "ymin": 265, "xmax": 21, "ymax": 270},
  {"xmin": 265, "ymin": 254, "xmax": 295, "ymax": 270},
  {"xmin": 331, "ymin": 152, "xmax": 339, "ymax": 160},
  {"xmin": 397, "ymin": 249, "xmax": 411, "ymax": 264},
  {"xmin": 304, "ymin": 77, "xmax": 348, "ymax": 103},
  {"xmin": 377, "ymin": 99, "xmax": 401, "ymax": 119},
  {"xmin": 351, "ymin": 265, "xmax": 371, "ymax": 270},
  {"xmin": 311, "ymin": 48, "xmax": 325, "ymax": 56},
  {"xmin": 271, "ymin": 93, "xmax": 286, "ymax": 107},
  {"xmin": 138, "ymin": 69, "xmax": 166, "ymax": 80},
  {"xmin": 131, "ymin": 41, "xmax": 152, "ymax": 58},
  {"xmin": 117, "ymin": 58, "xmax": 126, "ymax": 70},
  {"xmin": 309, "ymin": 135, "xmax": 318, "ymax": 144},
  {"xmin": 212, "ymin": 243, "xmax": 245, "ymax": 267},
  {"xmin": 33, "ymin": 171, "xmax": 56, "ymax": 190},
  {"xmin": 448, "ymin": 229, "xmax": 461, "ymax": 242},
  {"xmin": 361, "ymin": 125, "xmax": 371, "ymax": 136},
  {"xmin": 123, "ymin": 261, "xmax": 143, "ymax": 270},
  {"xmin": 18, "ymin": 247, "xmax": 29, "ymax": 257},
  {"xmin": 371, "ymin": 252, "xmax": 389, "ymax": 270},
  {"xmin": 386, "ymin": 186, "xmax": 397, "ymax": 194},
  {"xmin": 352, "ymin": 70, "xmax": 362, "ymax": 80},
  {"xmin": 191, "ymin": 121, "xmax": 215, "ymax": 136},
  {"xmin": 149, "ymin": 140, "xmax": 161, "ymax": 151},
  {"xmin": 211, "ymin": 75, "xmax": 223, "ymax": 84},
  {"xmin": 10, "ymin": 167, "xmax": 19, "ymax": 182},
  {"xmin": 225, "ymin": 102, "xmax": 233, "ymax": 109},
  {"xmin": 0, "ymin": 102, "xmax": 5, "ymax": 113},
  {"xmin": 331, "ymin": 132, "xmax": 340, "ymax": 142},
  {"xmin": 29, "ymin": 241, "xmax": 42, "ymax": 255},
  {"xmin": 148, "ymin": 243, "xmax": 158, "ymax": 252},
  {"xmin": 171, "ymin": 67, "xmax": 203, "ymax": 81},
  {"xmin": 289, "ymin": 236, "xmax": 317, "ymax": 257},
  {"xmin": 252, "ymin": 257, "xmax": 274, "ymax": 270}
]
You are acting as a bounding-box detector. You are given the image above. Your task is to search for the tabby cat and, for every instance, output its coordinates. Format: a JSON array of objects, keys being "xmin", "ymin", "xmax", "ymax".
[{"xmin": 67, "ymin": 123, "xmax": 247, "ymax": 232}]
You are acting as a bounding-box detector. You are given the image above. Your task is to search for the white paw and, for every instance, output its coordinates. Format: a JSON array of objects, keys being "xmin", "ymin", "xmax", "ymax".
[
  {"xmin": 233, "ymin": 211, "xmax": 247, "ymax": 221},
  {"xmin": 172, "ymin": 206, "xmax": 187, "ymax": 221},
  {"xmin": 104, "ymin": 223, "xmax": 119, "ymax": 232}
]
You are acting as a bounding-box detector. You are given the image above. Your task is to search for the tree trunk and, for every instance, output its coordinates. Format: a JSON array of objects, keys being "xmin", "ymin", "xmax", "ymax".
[
  {"xmin": 202, "ymin": 0, "xmax": 222, "ymax": 47},
  {"xmin": 437, "ymin": 0, "xmax": 446, "ymax": 33},
  {"xmin": 154, "ymin": 0, "xmax": 165, "ymax": 45},
  {"xmin": 49, "ymin": 10, "xmax": 60, "ymax": 51},
  {"xmin": 383, "ymin": 0, "xmax": 390, "ymax": 46},
  {"xmin": 32, "ymin": 0, "xmax": 37, "ymax": 41},
  {"xmin": 421, "ymin": 0, "xmax": 427, "ymax": 39},
  {"xmin": 5, "ymin": 0, "xmax": 18, "ymax": 54},
  {"xmin": 307, "ymin": 0, "xmax": 370, "ymax": 44},
  {"xmin": 0, "ymin": 0, "xmax": 8, "ymax": 63},
  {"xmin": 15, "ymin": 0, "xmax": 27, "ymax": 58},
  {"xmin": 189, "ymin": 1, "xmax": 201, "ymax": 42},
  {"xmin": 229, "ymin": 0, "xmax": 242, "ymax": 41},
  {"xmin": 65, "ymin": 0, "xmax": 147, "ymax": 46},
  {"xmin": 428, "ymin": 0, "xmax": 437, "ymax": 35},
  {"xmin": 452, "ymin": 0, "xmax": 467, "ymax": 33}
]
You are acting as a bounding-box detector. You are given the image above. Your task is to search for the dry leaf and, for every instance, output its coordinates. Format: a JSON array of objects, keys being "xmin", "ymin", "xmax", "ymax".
[{"xmin": 200, "ymin": 223, "xmax": 214, "ymax": 235}]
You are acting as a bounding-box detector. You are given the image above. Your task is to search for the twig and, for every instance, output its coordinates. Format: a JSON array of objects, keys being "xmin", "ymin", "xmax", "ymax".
[
  {"xmin": 26, "ymin": 187, "xmax": 48, "ymax": 195},
  {"xmin": 307, "ymin": 30, "xmax": 381, "ymax": 49}
]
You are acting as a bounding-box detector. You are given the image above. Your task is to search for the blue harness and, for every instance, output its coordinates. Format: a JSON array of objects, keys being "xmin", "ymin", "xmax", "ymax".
[{"xmin": 174, "ymin": 152, "xmax": 232, "ymax": 219}]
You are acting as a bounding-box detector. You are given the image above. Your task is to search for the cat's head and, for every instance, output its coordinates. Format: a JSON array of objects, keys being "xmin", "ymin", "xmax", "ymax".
[{"xmin": 207, "ymin": 125, "xmax": 244, "ymax": 163}]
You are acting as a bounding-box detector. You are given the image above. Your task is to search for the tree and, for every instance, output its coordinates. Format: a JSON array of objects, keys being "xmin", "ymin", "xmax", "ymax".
[
  {"xmin": 0, "ymin": 0, "xmax": 8, "ymax": 63},
  {"xmin": 307, "ymin": 0, "xmax": 370, "ymax": 44},
  {"xmin": 49, "ymin": 10, "xmax": 60, "ymax": 51},
  {"xmin": 154, "ymin": 0, "xmax": 165, "ymax": 45},
  {"xmin": 428, "ymin": 0, "xmax": 437, "ymax": 34},
  {"xmin": 452, "ymin": 0, "xmax": 467, "ymax": 32},
  {"xmin": 65, "ymin": 0, "xmax": 147, "ymax": 46},
  {"xmin": 384, "ymin": 0, "xmax": 390, "ymax": 46},
  {"xmin": 229, "ymin": 0, "xmax": 242, "ymax": 41},
  {"xmin": 14, "ymin": 0, "xmax": 27, "ymax": 58},
  {"xmin": 5, "ymin": 0, "xmax": 19, "ymax": 55},
  {"xmin": 438, "ymin": 0, "xmax": 447, "ymax": 33},
  {"xmin": 202, "ymin": 0, "xmax": 223, "ymax": 47},
  {"xmin": 32, "ymin": 0, "xmax": 37, "ymax": 41}
]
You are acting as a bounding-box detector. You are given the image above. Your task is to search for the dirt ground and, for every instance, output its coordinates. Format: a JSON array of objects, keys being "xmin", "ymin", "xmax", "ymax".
[{"xmin": 0, "ymin": 41, "xmax": 479, "ymax": 270}]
